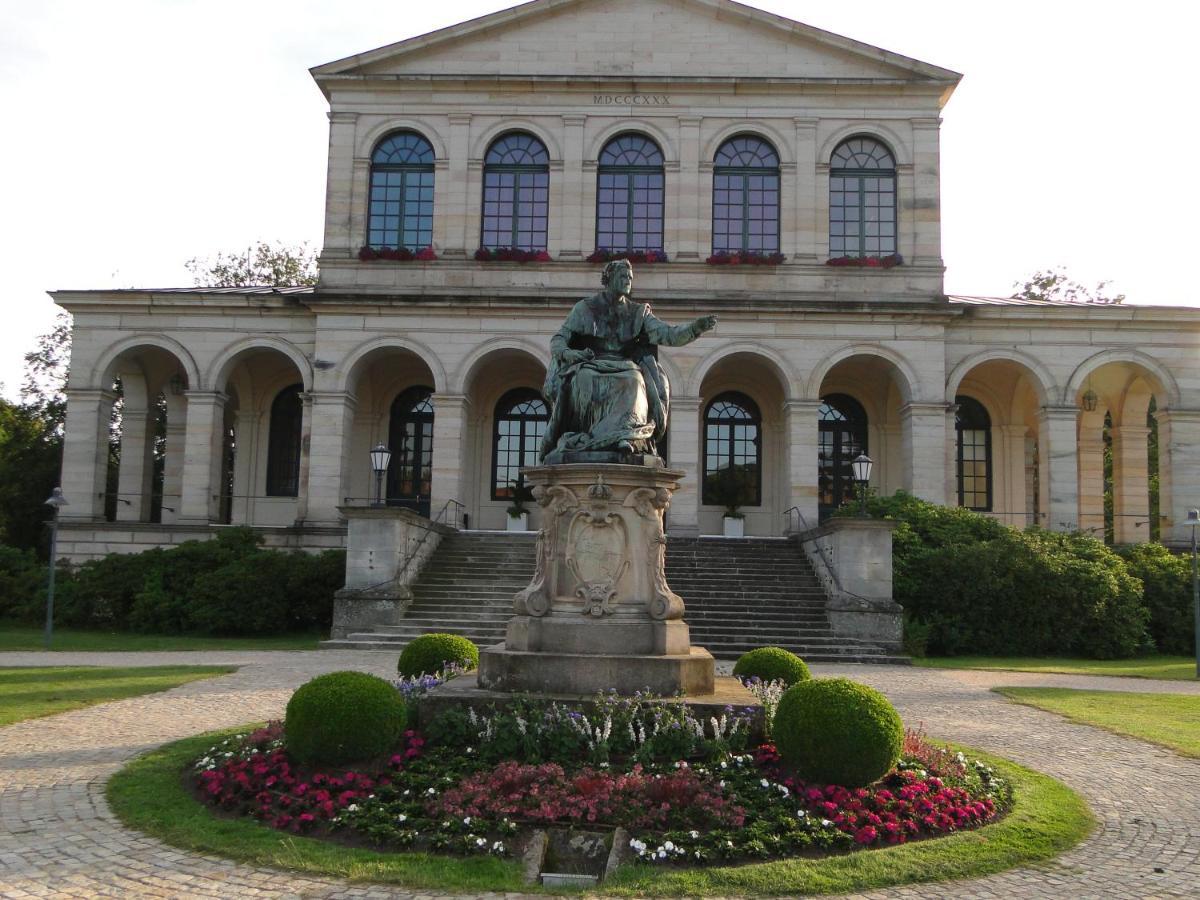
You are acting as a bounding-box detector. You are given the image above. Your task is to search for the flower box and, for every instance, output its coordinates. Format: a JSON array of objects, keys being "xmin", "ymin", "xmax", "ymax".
[
  {"xmin": 586, "ymin": 249, "xmax": 668, "ymax": 264},
  {"xmin": 705, "ymin": 250, "xmax": 786, "ymax": 266},
  {"xmin": 825, "ymin": 254, "xmax": 903, "ymax": 269},
  {"xmin": 474, "ymin": 247, "xmax": 552, "ymax": 263},
  {"xmin": 358, "ymin": 246, "xmax": 438, "ymax": 262}
]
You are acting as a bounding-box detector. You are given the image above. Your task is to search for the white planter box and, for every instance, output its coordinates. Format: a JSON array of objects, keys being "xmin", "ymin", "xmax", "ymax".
[
  {"xmin": 723, "ymin": 516, "xmax": 744, "ymax": 538},
  {"xmin": 507, "ymin": 512, "xmax": 529, "ymax": 532}
]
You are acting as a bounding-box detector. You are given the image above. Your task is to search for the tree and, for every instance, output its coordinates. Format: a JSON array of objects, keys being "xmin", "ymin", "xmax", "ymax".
[
  {"xmin": 185, "ymin": 241, "xmax": 318, "ymax": 287},
  {"xmin": 1012, "ymin": 267, "xmax": 1124, "ymax": 305}
]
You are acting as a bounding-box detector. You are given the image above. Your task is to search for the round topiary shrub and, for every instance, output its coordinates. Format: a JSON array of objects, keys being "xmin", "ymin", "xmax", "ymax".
[
  {"xmin": 773, "ymin": 677, "xmax": 904, "ymax": 788},
  {"xmin": 732, "ymin": 646, "xmax": 811, "ymax": 685},
  {"xmin": 285, "ymin": 670, "xmax": 406, "ymax": 766},
  {"xmin": 397, "ymin": 633, "xmax": 480, "ymax": 678}
]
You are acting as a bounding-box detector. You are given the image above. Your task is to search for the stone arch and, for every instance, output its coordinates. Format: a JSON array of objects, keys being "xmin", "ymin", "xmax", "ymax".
[
  {"xmin": 587, "ymin": 122, "xmax": 677, "ymax": 163},
  {"xmin": 806, "ymin": 343, "xmax": 920, "ymax": 404},
  {"xmin": 453, "ymin": 337, "xmax": 549, "ymax": 395},
  {"xmin": 686, "ymin": 342, "xmax": 796, "ymax": 398},
  {"xmin": 206, "ymin": 336, "xmax": 313, "ymax": 393},
  {"xmin": 818, "ymin": 123, "xmax": 912, "ymax": 167},
  {"xmin": 336, "ymin": 334, "xmax": 447, "ymax": 396},
  {"xmin": 356, "ymin": 118, "xmax": 448, "ymax": 162},
  {"xmin": 1065, "ymin": 349, "xmax": 1181, "ymax": 408},
  {"xmin": 89, "ymin": 334, "xmax": 200, "ymax": 392},
  {"xmin": 702, "ymin": 123, "xmax": 793, "ymax": 165},
  {"xmin": 471, "ymin": 119, "xmax": 563, "ymax": 163},
  {"xmin": 946, "ymin": 348, "xmax": 1057, "ymax": 407}
]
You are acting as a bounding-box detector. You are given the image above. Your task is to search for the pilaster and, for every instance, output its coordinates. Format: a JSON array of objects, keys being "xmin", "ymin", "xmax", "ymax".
[
  {"xmin": 792, "ymin": 117, "xmax": 819, "ymax": 263},
  {"xmin": 178, "ymin": 391, "xmax": 227, "ymax": 524},
  {"xmin": 429, "ymin": 393, "xmax": 470, "ymax": 523},
  {"xmin": 900, "ymin": 402, "xmax": 950, "ymax": 504},
  {"xmin": 305, "ymin": 391, "xmax": 358, "ymax": 526},
  {"xmin": 1112, "ymin": 424, "xmax": 1151, "ymax": 544},
  {"xmin": 59, "ymin": 388, "xmax": 116, "ymax": 521},
  {"xmin": 785, "ymin": 399, "xmax": 822, "ymax": 530},
  {"xmin": 1037, "ymin": 406, "xmax": 1080, "ymax": 531},
  {"xmin": 673, "ymin": 116, "xmax": 702, "ymax": 260},
  {"xmin": 115, "ymin": 405, "xmax": 154, "ymax": 522},
  {"xmin": 665, "ymin": 396, "xmax": 700, "ymax": 535},
  {"xmin": 1157, "ymin": 410, "xmax": 1200, "ymax": 546},
  {"xmin": 559, "ymin": 115, "xmax": 586, "ymax": 259}
]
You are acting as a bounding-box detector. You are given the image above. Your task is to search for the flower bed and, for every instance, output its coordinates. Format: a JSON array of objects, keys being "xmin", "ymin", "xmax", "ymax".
[{"xmin": 189, "ymin": 683, "xmax": 1011, "ymax": 867}]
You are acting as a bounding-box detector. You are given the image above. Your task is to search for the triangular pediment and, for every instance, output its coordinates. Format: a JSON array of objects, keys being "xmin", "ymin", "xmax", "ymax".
[{"xmin": 313, "ymin": 0, "xmax": 960, "ymax": 84}]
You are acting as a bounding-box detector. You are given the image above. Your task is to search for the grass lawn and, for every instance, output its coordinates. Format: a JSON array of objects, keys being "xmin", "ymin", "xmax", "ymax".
[
  {"xmin": 0, "ymin": 622, "xmax": 321, "ymax": 653},
  {"xmin": 914, "ymin": 655, "xmax": 1196, "ymax": 681},
  {"xmin": 0, "ymin": 666, "xmax": 236, "ymax": 727},
  {"xmin": 995, "ymin": 687, "xmax": 1200, "ymax": 759},
  {"xmin": 108, "ymin": 728, "xmax": 1092, "ymax": 897}
]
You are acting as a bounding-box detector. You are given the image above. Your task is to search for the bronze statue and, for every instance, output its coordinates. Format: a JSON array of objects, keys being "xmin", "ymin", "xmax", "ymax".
[{"xmin": 541, "ymin": 260, "xmax": 716, "ymax": 462}]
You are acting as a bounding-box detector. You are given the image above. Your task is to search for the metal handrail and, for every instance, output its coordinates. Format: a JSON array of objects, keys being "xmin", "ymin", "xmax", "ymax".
[
  {"xmin": 384, "ymin": 498, "xmax": 465, "ymax": 593},
  {"xmin": 782, "ymin": 505, "xmax": 872, "ymax": 604}
]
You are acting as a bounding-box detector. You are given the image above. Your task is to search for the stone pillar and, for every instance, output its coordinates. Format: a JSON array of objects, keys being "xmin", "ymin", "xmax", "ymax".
[
  {"xmin": 665, "ymin": 396, "xmax": 700, "ymax": 536},
  {"xmin": 944, "ymin": 403, "xmax": 959, "ymax": 510},
  {"xmin": 793, "ymin": 118, "xmax": 819, "ymax": 264},
  {"xmin": 1158, "ymin": 410, "xmax": 1200, "ymax": 546},
  {"xmin": 59, "ymin": 388, "xmax": 116, "ymax": 521},
  {"xmin": 443, "ymin": 114, "xmax": 472, "ymax": 257},
  {"xmin": 1000, "ymin": 424, "xmax": 1029, "ymax": 526},
  {"xmin": 115, "ymin": 404, "xmax": 155, "ymax": 522},
  {"xmin": 784, "ymin": 399, "xmax": 821, "ymax": 531},
  {"xmin": 910, "ymin": 117, "xmax": 943, "ymax": 267},
  {"xmin": 900, "ymin": 403, "xmax": 949, "ymax": 504},
  {"xmin": 178, "ymin": 391, "xmax": 226, "ymax": 524},
  {"xmin": 429, "ymin": 393, "xmax": 469, "ymax": 524},
  {"xmin": 1077, "ymin": 432, "xmax": 1106, "ymax": 539},
  {"xmin": 160, "ymin": 393, "xmax": 186, "ymax": 525},
  {"xmin": 1037, "ymin": 406, "xmax": 1080, "ymax": 531},
  {"xmin": 322, "ymin": 111, "xmax": 357, "ymax": 261},
  {"xmin": 674, "ymin": 116, "xmax": 702, "ymax": 261},
  {"xmin": 304, "ymin": 391, "xmax": 357, "ymax": 526},
  {"xmin": 293, "ymin": 392, "xmax": 314, "ymax": 525},
  {"xmin": 559, "ymin": 115, "xmax": 586, "ymax": 259},
  {"xmin": 1112, "ymin": 424, "xmax": 1150, "ymax": 544}
]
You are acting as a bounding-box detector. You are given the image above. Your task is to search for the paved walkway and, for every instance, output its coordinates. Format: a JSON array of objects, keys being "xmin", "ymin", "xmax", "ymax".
[{"xmin": 0, "ymin": 652, "xmax": 1197, "ymax": 898}]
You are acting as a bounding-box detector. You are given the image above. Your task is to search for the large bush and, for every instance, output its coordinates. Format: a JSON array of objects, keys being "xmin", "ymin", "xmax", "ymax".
[
  {"xmin": 397, "ymin": 633, "xmax": 480, "ymax": 677},
  {"xmin": 857, "ymin": 492, "xmax": 1148, "ymax": 659},
  {"xmin": 0, "ymin": 545, "xmax": 46, "ymax": 621},
  {"xmin": 772, "ymin": 677, "xmax": 903, "ymax": 788},
  {"xmin": 732, "ymin": 647, "xmax": 811, "ymax": 685},
  {"xmin": 1118, "ymin": 542, "xmax": 1194, "ymax": 655},
  {"xmin": 285, "ymin": 670, "xmax": 407, "ymax": 766}
]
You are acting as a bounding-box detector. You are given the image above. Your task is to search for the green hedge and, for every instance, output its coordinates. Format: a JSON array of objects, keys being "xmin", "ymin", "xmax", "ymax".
[
  {"xmin": 732, "ymin": 647, "xmax": 811, "ymax": 685},
  {"xmin": 1117, "ymin": 542, "xmax": 1195, "ymax": 655},
  {"xmin": 853, "ymin": 492, "xmax": 1150, "ymax": 659},
  {"xmin": 397, "ymin": 633, "xmax": 480, "ymax": 677},
  {"xmin": 285, "ymin": 671, "xmax": 407, "ymax": 766},
  {"xmin": 0, "ymin": 528, "xmax": 343, "ymax": 636}
]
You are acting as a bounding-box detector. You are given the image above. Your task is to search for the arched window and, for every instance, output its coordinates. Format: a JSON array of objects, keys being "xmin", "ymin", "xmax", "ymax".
[
  {"xmin": 482, "ymin": 132, "xmax": 549, "ymax": 251},
  {"xmin": 818, "ymin": 394, "xmax": 867, "ymax": 519},
  {"xmin": 829, "ymin": 136, "xmax": 896, "ymax": 258},
  {"xmin": 712, "ymin": 135, "xmax": 780, "ymax": 254},
  {"xmin": 955, "ymin": 396, "xmax": 992, "ymax": 511},
  {"xmin": 597, "ymin": 134, "xmax": 664, "ymax": 252},
  {"xmin": 265, "ymin": 384, "xmax": 303, "ymax": 497},
  {"xmin": 492, "ymin": 388, "xmax": 549, "ymax": 500},
  {"xmin": 388, "ymin": 386, "xmax": 434, "ymax": 517},
  {"xmin": 703, "ymin": 392, "xmax": 762, "ymax": 508},
  {"xmin": 368, "ymin": 131, "xmax": 435, "ymax": 249}
]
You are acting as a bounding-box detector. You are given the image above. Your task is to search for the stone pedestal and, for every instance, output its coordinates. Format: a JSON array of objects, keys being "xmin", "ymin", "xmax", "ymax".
[{"xmin": 478, "ymin": 462, "xmax": 715, "ymax": 696}]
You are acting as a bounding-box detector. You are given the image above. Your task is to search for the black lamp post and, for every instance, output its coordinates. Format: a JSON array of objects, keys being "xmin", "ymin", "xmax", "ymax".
[
  {"xmin": 1188, "ymin": 507, "xmax": 1199, "ymax": 680},
  {"xmin": 851, "ymin": 453, "xmax": 873, "ymax": 517},
  {"xmin": 44, "ymin": 487, "xmax": 68, "ymax": 649},
  {"xmin": 369, "ymin": 444, "xmax": 391, "ymax": 507}
]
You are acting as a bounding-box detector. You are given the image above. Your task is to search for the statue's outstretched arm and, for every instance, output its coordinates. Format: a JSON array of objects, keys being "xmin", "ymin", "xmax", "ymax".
[{"xmin": 642, "ymin": 308, "xmax": 718, "ymax": 347}]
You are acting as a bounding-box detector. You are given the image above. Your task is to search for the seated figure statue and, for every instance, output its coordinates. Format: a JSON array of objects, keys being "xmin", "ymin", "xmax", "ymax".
[{"xmin": 541, "ymin": 259, "xmax": 716, "ymax": 462}]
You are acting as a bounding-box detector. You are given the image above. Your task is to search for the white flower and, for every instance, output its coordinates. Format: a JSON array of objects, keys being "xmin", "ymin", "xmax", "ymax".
[
  {"xmin": 657, "ymin": 848, "xmax": 666, "ymax": 859},
  {"xmin": 821, "ymin": 818, "xmax": 833, "ymax": 827},
  {"xmin": 689, "ymin": 830, "xmax": 699, "ymax": 839},
  {"xmin": 664, "ymin": 841, "xmax": 675, "ymax": 851},
  {"xmin": 796, "ymin": 809, "xmax": 807, "ymax": 818},
  {"xmin": 492, "ymin": 841, "xmax": 505, "ymax": 853},
  {"xmin": 694, "ymin": 850, "xmax": 702, "ymax": 859},
  {"xmin": 397, "ymin": 813, "xmax": 407, "ymax": 822},
  {"xmin": 426, "ymin": 788, "xmax": 437, "ymax": 795},
  {"xmin": 463, "ymin": 816, "xmax": 471, "ymax": 825},
  {"xmin": 347, "ymin": 804, "xmax": 359, "ymax": 812},
  {"xmin": 725, "ymin": 840, "xmax": 734, "ymax": 848},
  {"xmin": 475, "ymin": 837, "xmax": 487, "ymax": 848},
  {"xmin": 403, "ymin": 789, "xmax": 410, "ymax": 796},
  {"xmin": 720, "ymin": 760, "xmax": 728, "ymax": 770},
  {"xmin": 761, "ymin": 778, "xmax": 770, "ymax": 788}
]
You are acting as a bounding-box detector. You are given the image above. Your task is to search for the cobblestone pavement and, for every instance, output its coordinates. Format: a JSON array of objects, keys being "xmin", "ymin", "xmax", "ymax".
[{"xmin": 1, "ymin": 651, "xmax": 1197, "ymax": 898}]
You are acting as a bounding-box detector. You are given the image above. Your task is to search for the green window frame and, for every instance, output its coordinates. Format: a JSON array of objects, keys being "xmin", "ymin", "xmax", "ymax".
[{"xmin": 829, "ymin": 136, "xmax": 896, "ymax": 258}]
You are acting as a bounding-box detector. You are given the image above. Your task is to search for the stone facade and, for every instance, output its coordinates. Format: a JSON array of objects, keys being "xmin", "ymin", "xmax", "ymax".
[{"xmin": 52, "ymin": 0, "xmax": 1200, "ymax": 561}]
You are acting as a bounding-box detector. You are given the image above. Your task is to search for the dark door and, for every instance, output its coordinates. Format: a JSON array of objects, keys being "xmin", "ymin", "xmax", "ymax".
[
  {"xmin": 387, "ymin": 386, "xmax": 434, "ymax": 517},
  {"xmin": 818, "ymin": 393, "xmax": 867, "ymax": 520}
]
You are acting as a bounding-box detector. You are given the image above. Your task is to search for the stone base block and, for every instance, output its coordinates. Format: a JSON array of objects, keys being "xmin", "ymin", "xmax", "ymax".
[
  {"xmin": 478, "ymin": 645, "xmax": 715, "ymax": 696},
  {"xmin": 504, "ymin": 615, "xmax": 691, "ymax": 655},
  {"xmin": 827, "ymin": 599, "xmax": 903, "ymax": 652},
  {"xmin": 329, "ymin": 588, "xmax": 408, "ymax": 640}
]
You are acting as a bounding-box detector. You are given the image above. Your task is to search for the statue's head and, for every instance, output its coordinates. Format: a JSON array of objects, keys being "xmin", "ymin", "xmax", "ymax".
[{"xmin": 601, "ymin": 259, "xmax": 633, "ymax": 297}]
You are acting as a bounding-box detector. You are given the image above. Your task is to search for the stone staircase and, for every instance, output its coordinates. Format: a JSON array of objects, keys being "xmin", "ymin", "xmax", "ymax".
[{"xmin": 322, "ymin": 531, "xmax": 906, "ymax": 664}]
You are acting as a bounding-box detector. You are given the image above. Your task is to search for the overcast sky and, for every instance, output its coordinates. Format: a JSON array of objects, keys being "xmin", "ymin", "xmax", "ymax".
[{"xmin": 2, "ymin": 0, "xmax": 1196, "ymax": 399}]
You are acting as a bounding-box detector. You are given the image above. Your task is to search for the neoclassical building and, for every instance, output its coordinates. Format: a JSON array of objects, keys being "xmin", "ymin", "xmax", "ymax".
[{"xmin": 53, "ymin": 0, "xmax": 1200, "ymax": 561}]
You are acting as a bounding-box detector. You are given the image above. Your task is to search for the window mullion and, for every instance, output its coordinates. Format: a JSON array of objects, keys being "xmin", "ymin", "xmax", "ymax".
[{"xmin": 625, "ymin": 173, "xmax": 635, "ymax": 250}]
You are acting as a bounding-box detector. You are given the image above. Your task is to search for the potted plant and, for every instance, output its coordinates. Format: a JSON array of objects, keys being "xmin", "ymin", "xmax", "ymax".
[
  {"xmin": 707, "ymin": 466, "xmax": 754, "ymax": 537},
  {"xmin": 506, "ymin": 478, "xmax": 534, "ymax": 532}
]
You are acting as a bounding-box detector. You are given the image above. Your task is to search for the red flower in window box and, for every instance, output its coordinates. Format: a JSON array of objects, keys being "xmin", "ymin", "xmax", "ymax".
[
  {"xmin": 704, "ymin": 250, "xmax": 785, "ymax": 266},
  {"xmin": 826, "ymin": 253, "xmax": 902, "ymax": 268},
  {"xmin": 358, "ymin": 246, "xmax": 438, "ymax": 262},
  {"xmin": 475, "ymin": 247, "xmax": 552, "ymax": 263},
  {"xmin": 587, "ymin": 248, "xmax": 668, "ymax": 264}
]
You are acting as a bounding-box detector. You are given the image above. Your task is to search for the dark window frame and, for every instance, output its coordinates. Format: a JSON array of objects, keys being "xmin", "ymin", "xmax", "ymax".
[
  {"xmin": 596, "ymin": 133, "xmax": 665, "ymax": 252},
  {"xmin": 702, "ymin": 391, "xmax": 763, "ymax": 508},
  {"xmin": 367, "ymin": 131, "xmax": 435, "ymax": 250},
  {"xmin": 265, "ymin": 384, "xmax": 304, "ymax": 498},
  {"xmin": 829, "ymin": 136, "xmax": 897, "ymax": 258},
  {"xmin": 481, "ymin": 132, "xmax": 550, "ymax": 251},
  {"xmin": 387, "ymin": 385, "xmax": 434, "ymax": 517},
  {"xmin": 955, "ymin": 395, "xmax": 993, "ymax": 512},
  {"xmin": 818, "ymin": 393, "xmax": 868, "ymax": 520},
  {"xmin": 491, "ymin": 388, "xmax": 549, "ymax": 501},
  {"xmin": 712, "ymin": 135, "xmax": 780, "ymax": 254}
]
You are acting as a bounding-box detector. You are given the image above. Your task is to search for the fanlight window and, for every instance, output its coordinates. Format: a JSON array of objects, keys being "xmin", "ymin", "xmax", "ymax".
[
  {"xmin": 955, "ymin": 396, "xmax": 992, "ymax": 511},
  {"xmin": 492, "ymin": 389, "xmax": 549, "ymax": 500},
  {"xmin": 703, "ymin": 392, "xmax": 762, "ymax": 508},
  {"xmin": 482, "ymin": 132, "xmax": 550, "ymax": 251},
  {"xmin": 712, "ymin": 136, "xmax": 780, "ymax": 254},
  {"xmin": 368, "ymin": 131, "xmax": 435, "ymax": 250},
  {"xmin": 597, "ymin": 134, "xmax": 664, "ymax": 252},
  {"xmin": 265, "ymin": 384, "xmax": 303, "ymax": 497},
  {"xmin": 829, "ymin": 136, "xmax": 896, "ymax": 258}
]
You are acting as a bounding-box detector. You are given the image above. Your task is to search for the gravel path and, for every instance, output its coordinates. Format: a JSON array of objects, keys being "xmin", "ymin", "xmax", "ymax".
[{"xmin": 1, "ymin": 651, "xmax": 1197, "ymax": 898}]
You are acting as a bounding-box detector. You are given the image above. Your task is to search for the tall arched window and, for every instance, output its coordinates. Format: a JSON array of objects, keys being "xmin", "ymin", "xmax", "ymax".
[
  {"xmin": 703, "ymin": 392, "xmax": 762, "ymax": 508},
  {"xmin": 818, "ymin": 394, "xmax": 867, "ymax": 519},
  {"xmin": 597, "ymin": 134, "xmax": 664, "ymax": 252},
  {"xmin": 388, "ymin": 386, "xmax": 434, "ymax": 517},
  {"xmin": 492, "ymin": 388, "xmax": 549, "ymax": 500},
  {"xmin": 482, "ymin": 132, "xmax": 549, "ymax": 250},
  {"xmin": 829, "ymin": 137, "xmax": 896, "ymax": 258},
  {"xmin": 265, "ymin": 384, "xmax": 303, "ymax": 497},
  {"xmin": 368, "ymin": 131, "xmax": 435, "ymax": 250},
  {"xmin": 712, "ymin": 136, "xmax": 779, "ymax": 254},
  {"xmin": 955, "ymin": 396, "xmax": 992, "ymax": 511}
]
